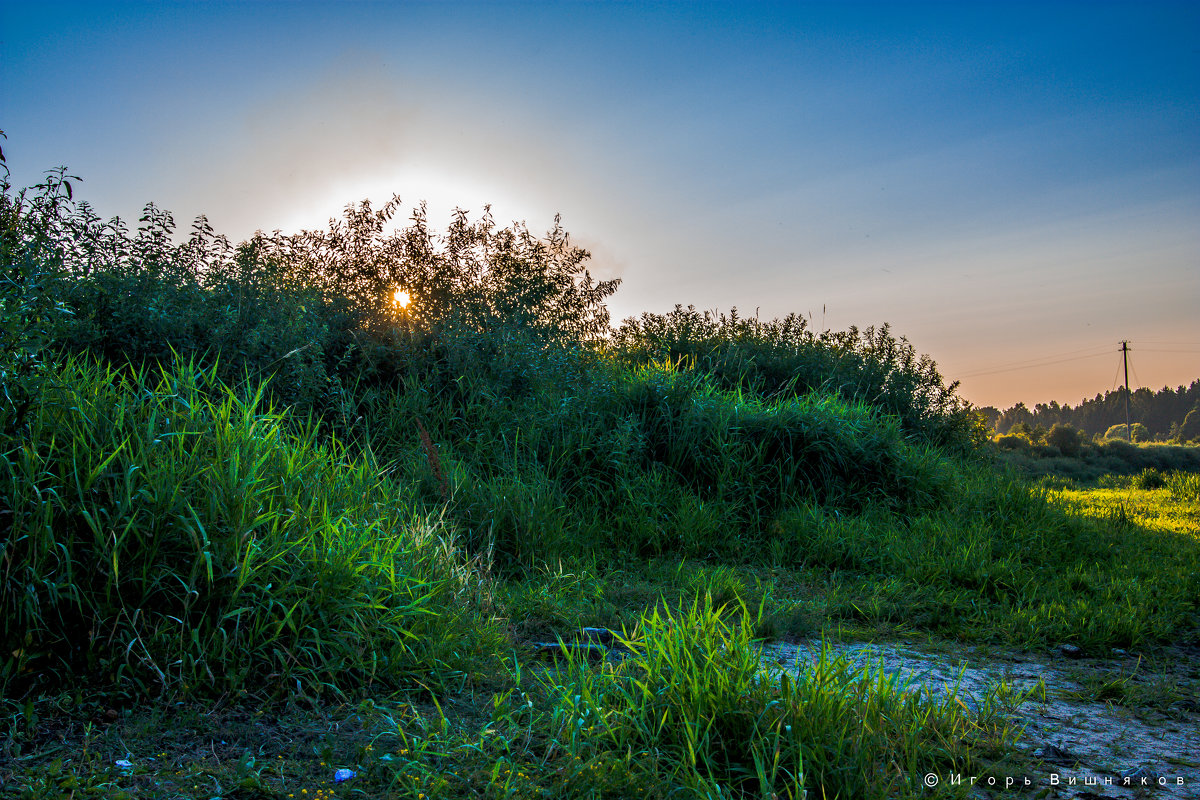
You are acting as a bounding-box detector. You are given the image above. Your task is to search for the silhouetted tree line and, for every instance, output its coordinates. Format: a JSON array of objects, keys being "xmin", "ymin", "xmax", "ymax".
[{"xmin": 981, "ymin": 381, "xmax": 1200, "ymax": 443}]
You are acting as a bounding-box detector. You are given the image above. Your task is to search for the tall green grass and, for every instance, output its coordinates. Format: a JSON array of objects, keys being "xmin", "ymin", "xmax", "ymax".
[
  {"xmin": 345, "ymin": 336, "xmax": 954, "ymax": 568},
  {"xmin": 1, "ymin": 356, "xmax": 497, "ymax": 700},
  {"xmin": 484, "ymin": 599, "xmax": 1017, "ymax": 799},
  {"xmin": 1167, "ymin": 469, "xmax": 1200, "ymax": 501},
  {"xmin": 6, "ymin": 327, "xmax": 1196, "ymax": 707}
]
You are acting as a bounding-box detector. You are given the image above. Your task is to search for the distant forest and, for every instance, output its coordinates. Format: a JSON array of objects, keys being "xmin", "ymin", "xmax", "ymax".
[{"xmin": 978, "ymin": 381, "xmax": 1200, "ymax": 442}]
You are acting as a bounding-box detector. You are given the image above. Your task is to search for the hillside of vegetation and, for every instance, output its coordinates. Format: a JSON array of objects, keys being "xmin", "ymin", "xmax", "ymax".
[{"xmin": 4, "ymin": 142, "xmax": 1199, "ymax": 798}]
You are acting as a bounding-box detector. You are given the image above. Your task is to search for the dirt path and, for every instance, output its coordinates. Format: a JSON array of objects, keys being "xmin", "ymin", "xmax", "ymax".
[{"xmin": 763, "ymin": 638, "xmax": 1200, "ymax": 799}]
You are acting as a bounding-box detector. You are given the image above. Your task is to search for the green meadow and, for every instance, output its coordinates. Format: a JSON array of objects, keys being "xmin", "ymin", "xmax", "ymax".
[{"xmin": 3, "ymin": 149, "xmax": 1198, "ymax": 798}]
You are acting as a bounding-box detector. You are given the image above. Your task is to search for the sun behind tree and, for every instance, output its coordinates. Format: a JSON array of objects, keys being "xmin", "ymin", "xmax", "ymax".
[{"xmin": 393, "ymin": 288, "xmax": 410, "ymax": 308}]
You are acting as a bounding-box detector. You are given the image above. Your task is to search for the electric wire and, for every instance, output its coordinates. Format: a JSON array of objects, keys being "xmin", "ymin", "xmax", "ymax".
[
  {"xmin": 1129, "ymin": 340, "xmax": 1200, "ymax": 346},
  {"xmin": 959, "ymin": 349, "xmax": 1112, "ymax": 378},
  {"xmin": 956, "ymin": 339, "xmax": 1200, "ymax": 380}
]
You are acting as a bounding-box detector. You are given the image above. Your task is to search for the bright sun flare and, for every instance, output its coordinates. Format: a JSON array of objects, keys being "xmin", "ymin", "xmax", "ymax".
[{"xmin": 393, "ymin": 288, "xmax": 410, "ymax": 308}]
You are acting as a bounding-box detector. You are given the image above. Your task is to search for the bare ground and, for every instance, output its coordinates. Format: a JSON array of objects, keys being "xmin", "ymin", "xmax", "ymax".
[{"xmin": 764, "ymin": 638, "xmax": 1200, "ymax": 799}]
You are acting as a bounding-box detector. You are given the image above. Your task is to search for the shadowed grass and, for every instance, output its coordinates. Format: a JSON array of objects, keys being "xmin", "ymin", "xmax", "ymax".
[{"xmin": 351, "ymin": 346, "xmax": 956, "ymax": 570}]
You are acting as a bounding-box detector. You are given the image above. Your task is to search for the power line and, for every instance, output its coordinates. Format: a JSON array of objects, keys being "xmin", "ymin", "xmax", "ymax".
[
  {"xmin": 961, "ymin": 338, "xmax": 1198, "ymax": 388},
  {"xmin": 959, "ymin": 349, "xmax": 1112, "ymax": 378},
  {"xmin": 1130, "ymin": 340, "xmax": 1200, "ymax": 346},
  {"xmin": 960, "ymin": 339, "xmax": 1199, "ymax": 381},
  {"xmin": 981, "ymin": 343, "xmax": 1113, "ymax": 367},
  {"xmin": 958, "ymin": 345, "xmax": 1113, "ymax": 377}
]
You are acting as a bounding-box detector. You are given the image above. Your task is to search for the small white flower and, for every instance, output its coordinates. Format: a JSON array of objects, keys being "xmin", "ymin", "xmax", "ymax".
[
  {"xmin": 115, "ymin": 759, "xmax": 133, "ymax": 769},
  {"xmin": 334, "ymin": 768, "xmax": 356, "ymax": 783}
]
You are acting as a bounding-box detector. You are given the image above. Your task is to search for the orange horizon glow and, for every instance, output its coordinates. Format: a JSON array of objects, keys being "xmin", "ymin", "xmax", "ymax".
[{"xmin": 393, "ymin": 288, "xmax": 410, "ymax": 308}]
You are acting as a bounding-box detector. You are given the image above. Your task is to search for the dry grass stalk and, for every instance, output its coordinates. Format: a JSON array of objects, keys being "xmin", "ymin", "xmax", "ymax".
[{"xmin": 416, "ymin": 418, "xmax": 450, "ymax": 500}]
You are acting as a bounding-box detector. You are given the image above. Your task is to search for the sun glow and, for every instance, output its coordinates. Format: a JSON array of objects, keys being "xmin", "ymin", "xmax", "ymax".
[{"xmin": 393, "ymin": 288, "xmax": 411, "ymax": 308}]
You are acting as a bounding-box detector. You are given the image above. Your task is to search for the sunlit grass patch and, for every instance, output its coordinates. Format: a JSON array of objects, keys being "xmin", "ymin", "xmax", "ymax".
[
  {"xmin": 1166, "ymin": 469, "xmax": 1200, "ymax": 501},
  {"xmin": 1051, "ymin": 486, "xmax": 1200, "ymax": 540}
]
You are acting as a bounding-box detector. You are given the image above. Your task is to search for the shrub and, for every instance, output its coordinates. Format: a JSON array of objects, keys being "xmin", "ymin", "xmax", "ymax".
[
  {"xmin": 0, "ymin": 135, "xmax": 75, "ymax": 440},
  {"xmin": 59, "ymin": 241, "xmax": 357, "ymax": 416},
  {"xmin": 1007, "ymin": 422, "xmax": 1047, "ymax": 445},
  {"xmin": 1104, "ymin": 423, "xmax": 1149, "ymax": 443},
  {"xmin": 260, "ymin": 199, "xmax": 620, "ymax": 342},
  {"xmin": 5, "ymin": 155, "xmax": 619, "ymax": 423},
  {"xmin": 1179, "ymin": 408, "xmax": 1200, "ymax": 444},
  {"xmin": 993, "ymin": 433, "xmax": 1029, "ymax": 451},
  {"xmin": 610, "ymin": 306, "xmax": 980, "ymax": 453},
  {"xmin": 354, "ymin": 342, "xmax": 953, "ymax": 569},
  {"xmin": 1037, "ymin": 475, "xmax": 1077, "ymax": 491},
  {"xmin": 1046, "ymin": 423, "xmax": 1084, "ymax": 457},
  {"xmin": 1130, "ymin": 468, "xmax": 1167, "ymax": 490}
]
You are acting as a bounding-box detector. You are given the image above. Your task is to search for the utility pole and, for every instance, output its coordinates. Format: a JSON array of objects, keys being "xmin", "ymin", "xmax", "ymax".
[{"xmin": 1121, "ymin": 341, "xmax": 1131, "ymax": 442}]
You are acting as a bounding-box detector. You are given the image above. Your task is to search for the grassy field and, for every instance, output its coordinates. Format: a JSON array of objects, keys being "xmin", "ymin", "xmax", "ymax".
[
  {"xmin": 5, "ymin": 469, "xmax": 1197, "ymax": 799},
  {"xmin": 3, "ymin": 157, "xmax": 1199, "ymax": 798}
]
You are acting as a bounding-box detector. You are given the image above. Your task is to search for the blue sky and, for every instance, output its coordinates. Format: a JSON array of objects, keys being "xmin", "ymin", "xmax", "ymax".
[{"xmin": 3, "ymin": 1, "xmax": 1197, "ymax": 408}]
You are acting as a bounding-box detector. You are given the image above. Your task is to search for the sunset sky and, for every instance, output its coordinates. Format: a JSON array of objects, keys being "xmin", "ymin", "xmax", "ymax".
[{"xmin": 3, "ymin": 1, "xmax": 1197, "ymax": 409}]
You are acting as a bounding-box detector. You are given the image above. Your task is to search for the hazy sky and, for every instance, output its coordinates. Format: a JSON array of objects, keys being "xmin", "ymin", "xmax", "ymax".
[{"xmin": 3, "ymin": 1, "xmax": 1197, "ymax": 408}]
